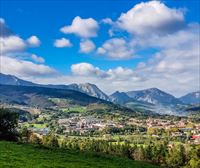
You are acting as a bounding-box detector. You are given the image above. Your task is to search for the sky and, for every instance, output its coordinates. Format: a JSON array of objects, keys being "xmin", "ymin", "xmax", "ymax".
[{"xmin": 0, "ymin": 0, "xmax": 200, "ymax": 97}]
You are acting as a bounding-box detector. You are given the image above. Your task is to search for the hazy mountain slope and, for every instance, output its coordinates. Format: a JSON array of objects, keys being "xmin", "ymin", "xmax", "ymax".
[
  {"xmin": 179, "ymin": 91, "xmax": 200, "ymax": 104},
  {"xmin": 109, "ymin": 91, "xmax": 162, "ymax": 115},
  {"xmin": 0, "ymin": 73, "xmax": 109, "ymax": 101},
  {"xmin": 0, "ymin": 73, "xmax": 38, "ymax": 86},
  {"xmin": 66, "ymin": 83, "xmax": 110, "ymax": 101},
  {"xmin": 109, "ymin": 91, "xmax": 133, "ymax": 104},
  {"xmin": 0, "ymin": 84, "xmax": 144, "ymax": 116},
  {"xmin": 126, "ymin": 88, "xmax": 182, "ymax": 106},
  {"xmin": 0, "ymin": 84, "xmax": 106, "ymax": 107}
]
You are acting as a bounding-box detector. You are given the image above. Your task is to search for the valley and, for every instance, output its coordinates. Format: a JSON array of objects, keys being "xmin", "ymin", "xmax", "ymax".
[
  {"xmin": 1, "ymin": 0, "xmax": 200, "ymax": 167},
  {"xmin": 0, "ymin": 73, "xmax": 200, "ymax": 168}
]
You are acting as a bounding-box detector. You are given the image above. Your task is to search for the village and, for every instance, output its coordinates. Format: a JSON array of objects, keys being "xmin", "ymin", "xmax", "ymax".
[{"xmin": 21, "ymin": 111, "xmax": 200, "ymax": 144}]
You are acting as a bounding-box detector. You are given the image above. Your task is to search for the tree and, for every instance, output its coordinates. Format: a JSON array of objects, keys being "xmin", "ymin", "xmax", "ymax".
[
  {"xmin": 186, "ymin": 146, "xmax": 200, "ymax": 168},
  {"xmin": 29, "ymin": 133, "xmax": 42, "ymax": 145},
  {"xmin": 20, "ymin": 126, "xmax": 32, "ymax": 143},
  {"xmin": 166, "ymin": 144, "xmax": 186, "ymax": 168},
  {"xmin": 42, "ymin": 133, "xmax": 59, "ymax": 147},
  {"xmin": 0, "ymin": 108, "xmax": 19, "ymax": 141}
]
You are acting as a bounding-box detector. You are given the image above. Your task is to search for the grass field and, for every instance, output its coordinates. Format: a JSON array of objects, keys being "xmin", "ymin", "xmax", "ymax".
[
  {"xmin": 0, "ymin": 141, "xmax": 160, "ymax": 168},
  {"xmin": 60, "ymin": 106, "xmax": 86, "ymax": 113}
]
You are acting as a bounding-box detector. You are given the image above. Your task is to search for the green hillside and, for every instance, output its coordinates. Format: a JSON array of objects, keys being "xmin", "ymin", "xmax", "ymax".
[{"xmin": 0, "ymin": 141, "xmax": 159, "ymax": 168}]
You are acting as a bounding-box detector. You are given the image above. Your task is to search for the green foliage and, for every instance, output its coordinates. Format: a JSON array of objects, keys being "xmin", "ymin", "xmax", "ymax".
[
  {"xmin": 0, "ymin": 108, "xmax": 19, "ymax": 141},
  {"xmin": 42, "ymin": 133, "xmax": 59, "ymax": 147},
  {"xmin": 166, "ymin": 144, "xmax": 187, "ymax": 168},
  {"xmin": 185, "ymin": 145, "xmax": 200, "ymax": 168}
]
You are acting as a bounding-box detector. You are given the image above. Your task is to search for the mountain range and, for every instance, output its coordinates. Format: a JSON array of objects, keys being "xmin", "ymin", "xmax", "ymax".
[
  {"xmin": 0, "ymin": 73, "xmax": 109, "ymax": 101},
  {"xmin": 0, "ymin": 73, "xmax": 199, "ymax": 115},
  {"xmin": 179, "ymin": 91, "xmax": 200, "ymax": 104}
]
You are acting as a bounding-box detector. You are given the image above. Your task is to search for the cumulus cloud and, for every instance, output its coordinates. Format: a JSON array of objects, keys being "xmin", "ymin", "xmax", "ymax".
[
  {"xmin": 0, "ymin": 19, "xmax": 41, "ymax": 53},
  {"xmin": 27, "ymin": 35, "xmax": 41, "ymax": 47},
  {"xmin": 31, "ymin": 54, "xmax": 45, "ymax": 63},
  {"xmin": 0, "ymin": 18, "xmax": 57, "ymax": 79},
  {"xmin": 0, "ymin": 35, "xmax": 26, "ymax": 54},
  {"xmin": 71, "ymin": 63, "xmax": 107, "ymax": 78},
  {"xmin": 101, "ymin": 18, "xmax": 113, "ymax": 25},
  {"xmin": 79, "ymin": 39, "xmax": 95, "ymax": 53},
  {"xmin": 54, "ymin": 38, "xmax": 72, "ymax": 48},
  {"xmin": 60, "ymin": 16, "xmax": 99, "ymax": 38},
  {"xmin": 70, "ymin": 24, "xmax": 199, "ymax": 96},
  {"xmin": 130, "ymin": 23, "xmax": 199, "ymax": 50},
  {"xmin": 133, "ymin": 27, "xmax": 200, "ymax": 96},
  {"xmin": 117, "ymin": 1, "xmax": 185, "ymax": 35},
  {"xmin": 70, "ymin": 62, "xmax": 141, "ymax": 82},
  {"xmin": 1, "ymin": 56, "xmax": 57, "ymax": 78},
  {"xmin": 97, "ymin": 38, "xmax": 134, "ymax": 59},
  {"xmin": 0, "ymin": 35, "xmax": 40, "ymax": 55}
]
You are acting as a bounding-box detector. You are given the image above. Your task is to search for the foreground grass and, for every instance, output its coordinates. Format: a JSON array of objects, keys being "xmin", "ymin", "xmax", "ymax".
[{"xmin": 0, "ymin": 141, "xmax": 160, "ymax": 168}]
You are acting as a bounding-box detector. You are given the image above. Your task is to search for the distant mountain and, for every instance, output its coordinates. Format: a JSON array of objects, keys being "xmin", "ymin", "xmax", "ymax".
[
  {"xmin": 179, "ymin": 91, "xmax": 200, "ymax": 104},
  {"xmin": 109, "ymin": 90, "xmax": 165, "ymax": 115},
  {"xmin": 126, "ymin": 88, "xmax": 182, "ymax": 106},
  {"xmin": 67, "ymin": 83, "xmax": 110, "ymax": 101},
  {"xmin": 0, "ymin": 84, "xmax": 143, "ymax": 116},
  {"xmin": 109, "ymin": 91, "xmax": 133, "ymax": 104},
  {"xmin": 0, "ymin": 73, "xmax": 38, "ymax": 86},
  {"xmin": 0, "ymin": 73, "xmax": 109, "ymax": 101},
  {"xmin": 0, "ymin": 84, "xmax": 106, "ymax": 107}
]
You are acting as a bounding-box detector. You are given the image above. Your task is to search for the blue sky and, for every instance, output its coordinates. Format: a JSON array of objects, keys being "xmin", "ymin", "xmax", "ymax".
[{"xmin": 0, "ymin": 0, "xmax": 200, "ymax": 96}]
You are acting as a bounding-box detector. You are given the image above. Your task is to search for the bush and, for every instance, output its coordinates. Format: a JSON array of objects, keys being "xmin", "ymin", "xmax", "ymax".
[
  {"xmin": 0, "ymin": 108, "xmax": 19, "ymax": 141},
  {"xmin": 42, "ymin": 133, "xmax": 59, "ymax": 147}
]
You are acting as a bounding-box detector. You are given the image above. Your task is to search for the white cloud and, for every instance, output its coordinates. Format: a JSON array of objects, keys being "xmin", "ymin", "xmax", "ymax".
[
  {"xmin": 54, "ymin": 38, "xmax": 72, "ymax": 48},
  {"xmin": 0, "ymin": 19, "xmax": 58, "ymax": 81},
  {"xmin": 31, "ymin": 54, "xmax": 45, "ymax": 63},
  {"xmin": 71, "ymin": 63, "xmax": 107, "ymax": 78},
  {"xmin": 0, "ymin": 35, "xmax": 26, "ymax": 54},
  {"xmin": 117, "ymin": 1, "xmax": 185, "ymax": 35},
  {"xmin": 80, "ymin": 39, "xmax": 95, "ymax": 53},
  {"xmin": 101, "ymin": 18, "xmax": 113, "ymax": 25},
  {"xmin": 27, "ymin": 35, "xmax": 41, "ymax": 47},
  {"xmin": 97, "ymin": 38, "xmax": 134, "ymax": 59},
  {"xmin": 70, "ymin": 25, "xmax": 199, "ymax": 96},
  {"xmin": 60, "ymin": 16, "xmax": 99, "ymax": 38},
  {"xmin": 70, "ymin": 63, "xmax": 140, "ymax": 81},
  {"xmin": 130, "ymin": 23, "xmax": 199, "ymax": 50},
  {"xmin": 1, "ymin": 56, "xmax": 57, "ymax": 78}
]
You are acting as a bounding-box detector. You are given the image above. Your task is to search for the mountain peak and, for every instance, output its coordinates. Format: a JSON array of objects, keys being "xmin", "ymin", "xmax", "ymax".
[
  {"xmin": 67, "ymin": 83, "xmax": 110, "ymax": 101},
  {"xmin": 179, "ymin": 91, "xmax": 200, "ymax": 104},
  {"xmin": 0, "ymin": 73, "xmax": 109, "ymax": 101},
  {"xmin": 110, "ymin": 91, "xmax": 132, "ymax": 104},
  {"xmin": 0, "ymin": 73, "xmax": 37, "ymax": 86},
  {"xmin": 126, "ymin": 88, "xmax": 182, "ymax": 106}
]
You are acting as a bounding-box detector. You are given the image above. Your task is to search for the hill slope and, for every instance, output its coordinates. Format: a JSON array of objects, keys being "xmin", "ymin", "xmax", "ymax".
[
  {"xmin": 0, "ymin": 84, "xmax": 106, "ymax": 107},
  {"xmin": 0, "ymin": 84, "xmax": 142, "ymax": 116},
  {"xmin": 110, "ymin": 91, "xmax": 133, "ymax": 104},
  {"xmin": 0, "ymin": 73, "xmax": 109, "ymax": 101},
  {"xmin": 179, "ymin": 91, "xmax": 200, "ymax": 104},
  {"xmin": 67, "ymin": 83, "xmax": 110, "ymax": 101},
  {"xmin": 126, "ymin": 88, "xmax": 182, "ymax": 106},
  {"xmin": 0, "ymin": 141, "xmax": 159, "ymax": 168},
  {"xmin": 0, "ymin": 73, "xmax": 38, "ymax": 86}
]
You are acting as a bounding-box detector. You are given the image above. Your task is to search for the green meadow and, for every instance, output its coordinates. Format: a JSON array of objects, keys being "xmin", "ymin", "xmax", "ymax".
[{"xmin": 0, "ymin": 141, "xmax": 160, "ymax": 168}]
